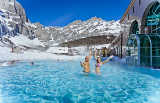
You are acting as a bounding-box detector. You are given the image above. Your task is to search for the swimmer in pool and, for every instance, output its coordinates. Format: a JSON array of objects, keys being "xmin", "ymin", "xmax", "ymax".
[
  {"xmin": 95, "ymin": 50, "xmax": 114, "ymax": 74},
  {"xmin": 30, "ymin": 62, "xmax": 34, "ymax": 66},
  {"xmin": 80, "ymin": 49, "xmax": 92, "ymax": 74}
]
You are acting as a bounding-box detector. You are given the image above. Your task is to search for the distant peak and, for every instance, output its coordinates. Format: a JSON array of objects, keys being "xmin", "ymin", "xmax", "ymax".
[
  {"xmin": 90, "ymin": 17, "xmax": 102, "ymax": 21},
  {"xmin": 68, "ymin": 20, "xmax": 82, "ymax": 26}
]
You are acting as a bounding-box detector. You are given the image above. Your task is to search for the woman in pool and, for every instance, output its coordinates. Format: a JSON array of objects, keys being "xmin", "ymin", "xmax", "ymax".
[{"xmin": 95, "ymin": 50, "xmax": 114, "ymax": 74}]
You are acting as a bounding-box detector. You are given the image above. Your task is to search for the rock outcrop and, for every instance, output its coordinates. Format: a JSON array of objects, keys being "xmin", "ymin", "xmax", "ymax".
[{"xmin": 0, "ymin": 0, "xmax": 34, "ymax": 38}]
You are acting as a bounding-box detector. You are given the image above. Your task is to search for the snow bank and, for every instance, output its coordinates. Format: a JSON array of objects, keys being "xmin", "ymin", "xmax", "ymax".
[
  {"xmin": 0, "ymin": 46, "xmax": 81, "ymax": 61},
  {"xmin": 0, "ymin": 34, "xmax": 111, "ymax": 63},
  {"xmin": 47, "ymin": 47, "xmax": 68, "ymax": 54},
  {"xmin": 9, "ymin": 35, "xmax": 45, "ymax": 47}
]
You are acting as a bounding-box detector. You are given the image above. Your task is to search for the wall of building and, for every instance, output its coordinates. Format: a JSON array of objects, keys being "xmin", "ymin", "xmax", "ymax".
[
  {"xmin": 111, "ymin": 0, "xmax": 160, "ymax": 57},
  {"xmin": 122, "ymin": 0, "xmax": 160, "ymax": 34},
  {"xmin": 129, "ymin": 0, "xmax": 160, "ymax": 21}
]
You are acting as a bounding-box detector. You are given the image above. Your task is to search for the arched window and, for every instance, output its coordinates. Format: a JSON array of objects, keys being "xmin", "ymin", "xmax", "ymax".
[
  {"xmin": 126, "ymin": 34, "xmax": 139, "ymax": 65},
  {"xmin": 142, "ymin": 2, "xmax": 160, "ymax": 34},
  {"xmin": 126, "ymin": 34, "xmax": 160, "ymax": 67},
  {"xmin": 130, "ymin": 21, "xmax": 139, "ymax": 34}
]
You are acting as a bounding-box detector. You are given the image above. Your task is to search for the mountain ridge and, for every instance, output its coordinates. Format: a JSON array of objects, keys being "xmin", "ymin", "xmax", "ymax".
[{"xmin": 0, "ymin": 0, "xmax": 121, "ymax": 44}]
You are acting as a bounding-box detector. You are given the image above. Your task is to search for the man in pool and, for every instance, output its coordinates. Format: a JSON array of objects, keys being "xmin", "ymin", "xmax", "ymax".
[{"xmin": 80, "ymin": 49, "xmax": 92, "ymax": 74}]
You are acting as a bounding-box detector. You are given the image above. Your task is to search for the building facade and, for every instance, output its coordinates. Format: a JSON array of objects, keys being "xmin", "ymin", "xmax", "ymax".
[{"xmin": 112, "ymin": 0, "xmax": 160, "ymax": 68}]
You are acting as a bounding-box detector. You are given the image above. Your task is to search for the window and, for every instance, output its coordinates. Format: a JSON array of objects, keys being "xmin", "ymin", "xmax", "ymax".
[
  {"xmin": 128, "ymin": 14, "xmax": 130, "ymax": 20},
  {"xmin": 139, "ymin": 0, "xmax": 141, "ymax": 7},
  {"xmin": 133, "ymin": 6, "xmax": 135, "ymax": 13}
]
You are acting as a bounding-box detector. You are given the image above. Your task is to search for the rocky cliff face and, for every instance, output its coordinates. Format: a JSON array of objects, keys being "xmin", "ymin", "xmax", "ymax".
[
  {"xmin": 0, "ymin": 0, "xmax": 15, "ymax": 10},
  {"xmin": 0, "ymin": 0, "xmax": 34, "ymax": 38}
]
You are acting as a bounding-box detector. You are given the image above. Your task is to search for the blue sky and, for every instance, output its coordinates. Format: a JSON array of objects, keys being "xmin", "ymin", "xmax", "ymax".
[{"xmin": 17, "ymin": 0, "xmax": 130, "ymax": 26}]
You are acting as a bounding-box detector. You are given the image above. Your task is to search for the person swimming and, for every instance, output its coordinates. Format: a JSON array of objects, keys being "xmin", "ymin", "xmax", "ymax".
[
  {"xmin": 30, "ymin": 62, "xmax": 34, "ymax": 66},
  {"xmin": 80, "ymin": 49, "xmax": 92, "ymax": 74},
  {"xmin": 95, "ymin": 50, "xmax": 113, "ymax": 74}
]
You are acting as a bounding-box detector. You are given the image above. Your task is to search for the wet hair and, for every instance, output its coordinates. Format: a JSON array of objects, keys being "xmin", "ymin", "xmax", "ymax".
[
  {"xmin": 96, "ymin": 57, "xmax": 101, "ymax": 63},
  {"xmin": 85, "ymin": 56, "xmax": 89, "ymax": 59}
]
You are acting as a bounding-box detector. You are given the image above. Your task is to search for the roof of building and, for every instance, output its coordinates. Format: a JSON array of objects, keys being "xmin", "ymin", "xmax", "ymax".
[{"xmin": 120, "ymin": 0, "xmax": 136, "ymax": 23}]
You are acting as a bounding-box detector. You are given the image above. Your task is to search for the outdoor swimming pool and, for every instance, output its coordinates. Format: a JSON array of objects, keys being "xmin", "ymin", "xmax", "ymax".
[{"xmin": 0, "ymin": 60, "xmax": 160, "ymax": 103}]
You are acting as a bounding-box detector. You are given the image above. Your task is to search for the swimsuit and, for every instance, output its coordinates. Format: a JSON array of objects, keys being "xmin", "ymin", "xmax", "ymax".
[{"xmin": 96, "ymin": 63, "xmax": 101, "ymax": 67}]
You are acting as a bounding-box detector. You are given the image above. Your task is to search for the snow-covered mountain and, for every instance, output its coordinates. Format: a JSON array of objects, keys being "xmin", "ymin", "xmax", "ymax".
[
  {"xmin": 0, "ymin": 0, "xmax": 122, "ymax": 62},
  {"xmin": 39, "ymin": 17, "xmax": 121, "ymax": 43},
  {"xmin": 0, "ymin": 0, "xmax": 121, "ymax": 44}
]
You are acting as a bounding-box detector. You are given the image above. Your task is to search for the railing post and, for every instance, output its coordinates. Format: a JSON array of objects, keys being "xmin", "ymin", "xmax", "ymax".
[
  {"xmin": 135, "ymin": 34, "xmax": 141, "ymax": 65},
  {"xmin": 146, "ymin": 35, "xmax": 152, "ymax": 67},
  {"xmin": 121, "ymin": 33, "xmax": 123, "ymax": 58}
]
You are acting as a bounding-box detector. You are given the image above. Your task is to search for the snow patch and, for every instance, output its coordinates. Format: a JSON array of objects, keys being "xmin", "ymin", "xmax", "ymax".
[{"xmin": 9, "ymin": 35, "xmax": 45, "ymax": 47}]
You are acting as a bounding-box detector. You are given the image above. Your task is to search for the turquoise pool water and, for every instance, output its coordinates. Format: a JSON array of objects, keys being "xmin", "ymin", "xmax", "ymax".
[{"xmin": 0, "ymin": 60, "xmax": 160, "ymax": 103}]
